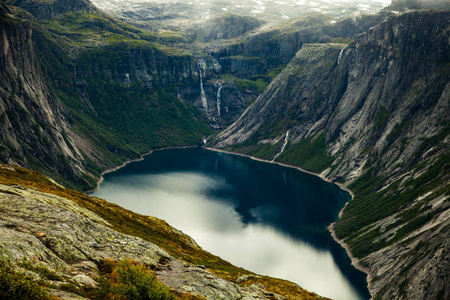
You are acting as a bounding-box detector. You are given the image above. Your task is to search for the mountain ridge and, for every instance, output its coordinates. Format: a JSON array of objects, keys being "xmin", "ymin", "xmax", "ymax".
[{"xmin": 212, "ymin": 9, "xmax": 450, "ymax": 299}]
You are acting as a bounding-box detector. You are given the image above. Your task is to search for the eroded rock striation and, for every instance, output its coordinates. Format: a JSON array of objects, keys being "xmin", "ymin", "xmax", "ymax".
[
  {"xmin": 0, "ymin": 5, "xmax": 89, "ymax": 187},
  {"xmin": 214, "ymin": 10, "xmax": 450, "ymax": 300}
]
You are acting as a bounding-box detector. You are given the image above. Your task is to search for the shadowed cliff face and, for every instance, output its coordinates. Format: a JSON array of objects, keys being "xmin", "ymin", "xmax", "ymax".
[
  {"xmin": 0, "ymin": 6, "xmax": 88, "ymax": 187},
  {"xmin": 213, "ymin": 10, "xmax": 450, "ymax": 300}
]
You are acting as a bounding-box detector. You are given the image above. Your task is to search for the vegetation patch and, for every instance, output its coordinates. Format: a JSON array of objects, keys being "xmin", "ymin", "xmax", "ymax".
[
  {"xmin": 0, "ymin": 260, "xmax": 50, "ymax": 300},
  {"xmin": 18, "ymin": 261, "xmax": 64, "ymax": 282},
  {"xmin": 278, "ymin": 132, "xmax": 334, "ymax": 173},
  {"xmin": 249, "ymin": 142, "xmax": 282, "ymax": 161},
  {"xmin": 95, "ymin": 259, "xmax": 177, "ymax": 300},
  {"xmin": 335, "ymin": 152, "xmax": 449, "ymax": 258},
  {"xmin": 221, "ymin": 73, "xmax": 268, "ymax": 94}
]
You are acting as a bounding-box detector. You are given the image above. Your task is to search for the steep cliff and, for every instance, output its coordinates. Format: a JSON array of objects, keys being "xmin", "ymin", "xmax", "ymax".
[
  {"xmin": 385, "ymin": 0, "xmax": 450, "ymax": 12},
  {"xmin": 0, "ymin": 5, "xmax": 89, "ymax": 188},
  {"xmin": 190, "ymin": 14, "xmax": 265, "ymax": 42},
  {"xmin": 210, "ymin": 11, "xmax": 394, "ymax": 78},
  {"xmin": 0, "ymin": 2, "xmax": 213, "ymax": 189},
  {"xmin": 214, "ymin": 10, "xmax": 450, "ymax": 299}
]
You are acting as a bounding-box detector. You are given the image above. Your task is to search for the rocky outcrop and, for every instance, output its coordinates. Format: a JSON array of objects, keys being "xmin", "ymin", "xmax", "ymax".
[
  {"xmin": 213, "ymin": 10, "xmax": 450, "ymax": 300},
  {"xmin": 385, "ymin": 0, "xmax": 450, "ymax": 12},
  {"xmin": 191, "ymin": 14, "xmax": 264, "ymax": 42}
]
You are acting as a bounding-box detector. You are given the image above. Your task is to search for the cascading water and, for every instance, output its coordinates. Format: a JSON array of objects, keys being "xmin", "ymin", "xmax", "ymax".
[
  {"xmin": 216, "ymin": 83, "xmax": 222, "ymax": 116},
  {"xmin": 337, "ymin": 47, "xmax": 345, "ymax": 65},
  {"xmin": 198, "ymin": 62, "xmax": 208, "ymax": 112},
  {"xmin": 198, "ymin": 60, "xmax": 220, "ymax": 130},
  {"xmin": 272, "ymin": 130, "xmax": 291, "ymax": 162}
]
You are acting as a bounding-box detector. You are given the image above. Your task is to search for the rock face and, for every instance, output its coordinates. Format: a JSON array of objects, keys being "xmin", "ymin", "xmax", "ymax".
[
  {"xmin": 385, "ymin": 0, "xmax": 450, "ymax": 12},
  {"xmin": 214, "ymin": 42, "xmax": 345, "ymax": 148},
  {"xmin": 0, "ymin": 6, "xmax": 88, "ymax": 186},
  {"xmin": 0, "ymin": 2, "xmax": 214, "ymax": 189},
  {"xmin": 0, "ymin": 178, "xmax": 289, "ymax": 299},
  {"xmin": 211, "ymin": 11, "xmax": 393, "ymax": 74},
  {"xmin": 214, "ymin": 10, "xmax": 450, "ymax": 300},
  {"xmin": 191, "ymin": 14, "xmax": 265, "ymax": 42}
]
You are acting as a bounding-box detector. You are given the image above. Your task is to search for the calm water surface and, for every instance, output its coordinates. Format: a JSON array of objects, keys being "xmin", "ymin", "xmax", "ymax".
[{"xmin": 92, "ymin": 148, "xmax": 370, "ymax": 299}]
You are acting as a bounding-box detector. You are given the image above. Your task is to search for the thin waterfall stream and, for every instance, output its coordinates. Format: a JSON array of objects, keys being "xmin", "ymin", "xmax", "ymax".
[
  {"xmin": 216, "ymin": 83, "xmax": 222, "ymax": 116},
  {"xmin": 337, "ymin": 47, "xmax": 345, "ymax": 65},
  {"xmin": 272, "ymin": 130, "xmax": 291, "ymax": 162},
  {"xmin": 198, "ymin": 62, "xmax": 208, "ymax": 112},
  {"xmin": 198, "ymin": 60, "xmax": 219, "ymax": 129}
]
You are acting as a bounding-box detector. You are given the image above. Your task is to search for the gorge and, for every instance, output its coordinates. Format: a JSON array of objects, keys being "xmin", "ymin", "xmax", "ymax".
[{"xmin": 0, "ymin": 0, "xmax": 449, "ymax": 299}]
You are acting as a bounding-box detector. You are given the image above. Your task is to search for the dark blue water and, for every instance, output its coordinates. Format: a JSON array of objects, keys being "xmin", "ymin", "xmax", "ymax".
[{"xmin": 93, "ymin": 148, "xmax": 370, "ymax": 299}]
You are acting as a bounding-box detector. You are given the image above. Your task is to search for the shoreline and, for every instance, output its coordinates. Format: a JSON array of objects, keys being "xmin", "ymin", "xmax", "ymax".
[
  {"xmin": 204, "ymin": 147, "xmax": 355, "ymax": 198},
  {"xmin": 204, "ymin": 146, "xmax": 371, "ymax": 297},
  {"xmin": 85, "ymin": 145, "xmax": 198, "ymax": 194},
  {"xmin": 86, "ymin": 144, "xmax": 371, "ymax": 297}
]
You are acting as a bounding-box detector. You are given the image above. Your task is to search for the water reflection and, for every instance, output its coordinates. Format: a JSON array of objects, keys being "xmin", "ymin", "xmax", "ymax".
[{"xmin": 93, "ymin": 148, "xmax": 369, "ymax": 299}]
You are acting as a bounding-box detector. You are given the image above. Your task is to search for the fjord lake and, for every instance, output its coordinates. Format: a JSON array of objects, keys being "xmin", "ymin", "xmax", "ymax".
[{"xmin": 92, "ymin": 148, "xmax": 370, "ymax": 299}]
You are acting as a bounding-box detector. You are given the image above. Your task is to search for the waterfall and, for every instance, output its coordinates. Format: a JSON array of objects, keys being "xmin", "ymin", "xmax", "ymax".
[
  {"xmin": 272, "ymin": 130, "xmax": 291, "ymax": 162},
  {"xmin": 198, "ymin": 63, "xmax": 208, "ymax": 112},
  {"xmin": 198, "ymin": 60, "xmax": 220, "ymax": 130},
  {"xmin": 211, "ymin": 117, "xmax": 219, "ymax": 130},
  {"xmin": 337, "ymin": 47, "xmax": 345, "ymax": 65},
  {"xmin": 216, "ymin": 83, "xmax": 222, "ymax": 116}
]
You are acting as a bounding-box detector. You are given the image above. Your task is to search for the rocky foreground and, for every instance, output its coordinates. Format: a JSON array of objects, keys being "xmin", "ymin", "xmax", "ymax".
[{"xmin": 0, "ymin": 164, "xmax": 326, "ymax": 299}]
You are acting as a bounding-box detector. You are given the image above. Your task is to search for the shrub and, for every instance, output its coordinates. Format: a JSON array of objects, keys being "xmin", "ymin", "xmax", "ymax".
[
  {"xmin": 95, "ymin": 260, "xmax": 176, "ymax": 300},
  {"xmin": 0, "ymin": 260, "xmax": 49, "ymax": 300}
]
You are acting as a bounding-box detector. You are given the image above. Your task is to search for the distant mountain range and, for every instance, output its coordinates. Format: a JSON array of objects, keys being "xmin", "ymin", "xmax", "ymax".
[{"xmin": 0, "ymin": 0, "xmax": 449, "ymax": 299}]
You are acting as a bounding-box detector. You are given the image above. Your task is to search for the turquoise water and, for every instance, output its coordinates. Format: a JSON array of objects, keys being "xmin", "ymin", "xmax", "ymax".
[{"xmin": 93, "ymin": 148, "xmax": 370, "ymax": 299}]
